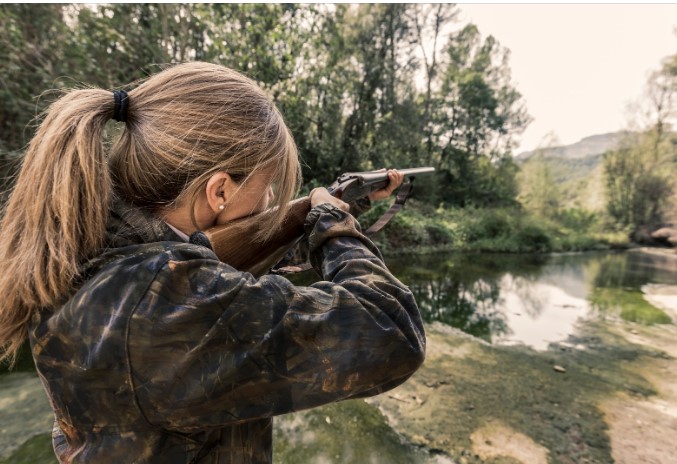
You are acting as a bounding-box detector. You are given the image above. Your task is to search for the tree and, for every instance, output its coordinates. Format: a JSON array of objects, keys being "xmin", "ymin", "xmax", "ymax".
[
  {"xmin": 411, "ymin": 4, "xmax": 458, "ymax": 166},
  {"xmin": 0, "ymin": 4, "xmax": 530, "ymax": 208},
  {"xmin": 604, "ymin": 52, "xmax": 676, "ymax": 230},
  {"xmin": 0, "ymin": 5, "xmax": 80, "ymax": 153},
  {"xmin": 604, "ymin": 135, "xmax": 673, "ymax": 229},
  {"xmin": 430, "ymin": 24, "xmax": 530, "ymax": 206},
  {"xmin": 518, "ymin": 155, "xmax": 561, "ymax": 219}
]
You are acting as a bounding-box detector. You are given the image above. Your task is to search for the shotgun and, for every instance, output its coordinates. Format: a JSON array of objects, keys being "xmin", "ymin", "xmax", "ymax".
[{"xmin": 200, "ymin": 167, "xmax": 435, "ymax": 276}]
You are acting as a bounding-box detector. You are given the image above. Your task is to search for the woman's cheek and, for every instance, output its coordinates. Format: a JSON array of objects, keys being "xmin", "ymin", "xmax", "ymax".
[{"xmin": 215, "ymin": 211, "xmax": 229, "ymax": 226}]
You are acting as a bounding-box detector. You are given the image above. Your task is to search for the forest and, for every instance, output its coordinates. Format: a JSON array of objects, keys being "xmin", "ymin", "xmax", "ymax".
[{"xmin": 1, "ymin": 4, "xmax": 675, "ymax": 253}]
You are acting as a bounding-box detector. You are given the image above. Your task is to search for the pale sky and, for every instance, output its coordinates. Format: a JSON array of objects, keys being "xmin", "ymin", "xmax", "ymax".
[{"xmin": 455, "ymin": 3, "xmax": 677, "ymax": 154}]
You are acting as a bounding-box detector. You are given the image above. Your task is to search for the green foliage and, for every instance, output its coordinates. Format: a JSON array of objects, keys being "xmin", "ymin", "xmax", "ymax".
[
  {"xmin": 363, "ymin": 201, "xmax": 622, "ymax": 254},
  {"xmin": 360, "ymin": 200, "xmax": 455, "ymax": 253},
  {"xmin": 603, "ymin": 52, "xmax": 677, "ymax": 232},
  {"xmin": 0, "ymin": 4, "xmax": 529, "ymax": 209},
  {"xmin": 517, "ymin": 152, "xmax": 562, "ymax": 218},
  {"xmin": 0, "ymin": 5, "xmax": 80, "ymax": 152},
  {"xmin": 428, "ymin": 22, "xmax": 530, "ymax": 207},
  {"xmin": 456, "ymin": 208, "xmax": 553, "ymax": 253},
  {"xmin": 604, "ymin": 136, "xmax": 674, "ymax": 231},
  {"xmin": 554, "ymin": 208, "xmax": 599, "ymax": 231}
]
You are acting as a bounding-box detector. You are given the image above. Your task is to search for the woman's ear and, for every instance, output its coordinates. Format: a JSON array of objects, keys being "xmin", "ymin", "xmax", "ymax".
[{"xmin": 205, "ymin": 172, "xmax": 234, "ymax": 213}]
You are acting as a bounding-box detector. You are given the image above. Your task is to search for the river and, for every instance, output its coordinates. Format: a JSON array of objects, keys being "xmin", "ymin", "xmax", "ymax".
[
  {"xmin": 388, "ymin": 249, "xmax": 677, "ymax": 348},
  {"xmin": 1, "ymin": 249, "xmax": 676, "ymax": 463}
]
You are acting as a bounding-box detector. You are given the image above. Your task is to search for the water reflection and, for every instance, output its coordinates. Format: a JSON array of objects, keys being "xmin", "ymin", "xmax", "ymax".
[
  {"xmin": 390, "ymin": 255, "xmax": 512, "ymax": 343},
  {"xmin": 388, "ymin": 253, "xmax": 592, "ymax": 349},
  {"xmin": 391, "ymin": 251, "xmax": 675, "ymax": 348},
  {"xmin": 289, "ymin": 250, "xmax": 676, "ymax": 350},
  {"xmin": 588, "ymin": 251, "xmax": 676, "ymax": 325}
]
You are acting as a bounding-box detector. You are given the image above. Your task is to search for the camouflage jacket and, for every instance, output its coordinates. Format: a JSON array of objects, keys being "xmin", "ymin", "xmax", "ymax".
[{"xmin": 29, "ymin": 200, "xmax": 425, "ymax": 463}]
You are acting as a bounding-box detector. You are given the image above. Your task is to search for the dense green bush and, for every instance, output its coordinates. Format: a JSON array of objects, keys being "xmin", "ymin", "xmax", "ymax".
[
  {"xmin": 554, "ymin": 208, "xmax": 599, "ymax": 231},
  {"xmin": 365, "ymin": 200, "xmax": 627, "ymax": 254}
]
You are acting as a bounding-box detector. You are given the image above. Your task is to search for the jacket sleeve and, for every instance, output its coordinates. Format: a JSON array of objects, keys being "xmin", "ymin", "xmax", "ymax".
[
  {"xmin": 127, "ymin": 204, "xmax": 425, "ymax": 431},
  {"xmin": 272, "ymin": 196, "xmax": 372, "ymax": 269}
]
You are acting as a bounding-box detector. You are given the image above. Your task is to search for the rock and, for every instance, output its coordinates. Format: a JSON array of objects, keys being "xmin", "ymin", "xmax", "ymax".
[
  {"xmin": 553, "ymin": 365, "xmax": 567, "ymax": 373},
  {"xmin": 633, "ymin": 224, "xmax": 677, "ymax": 247},
  {"xmin": 424, "ymin": 380, "xmax": 450, "ymax": 389},
  {"xmin": 651, "ymin": 227, "xmax": 677, "ymax": 247},
  {"xmin": 412, "ymin": 434, "xmax": 427, "ymax": 444},
  {"xmin": 388, "ymin": 393, "xmax": 410, "ymax": 403}
]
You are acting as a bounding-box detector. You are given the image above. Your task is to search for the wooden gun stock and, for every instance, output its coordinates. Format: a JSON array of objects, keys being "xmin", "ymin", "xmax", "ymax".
[{"xmin": 202, "ymin": 197, "xmax": 311, "ymax": 277}]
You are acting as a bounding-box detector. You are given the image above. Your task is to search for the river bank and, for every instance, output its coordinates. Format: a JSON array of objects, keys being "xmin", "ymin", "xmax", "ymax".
[
  {"xmin": 273, "ymin": 276, "xmax": 677, "ymax": 464},
  {"xmin": 362, "ymin": 318, "xmax": 677, "ymax": 464},
  {"xmin": 3, "ymin": 317, "xmax": 675, "ymax": 464},
  {"xmin": 362, "ymin": 201, "xmax": 635, "ymax": 256},
  {"xmin": 278, "ymin": 249, "xmax": 677, "ymax": 463},
  {"xmin": 2, "ymin": 250, "xmax": 676, "ymax": 463}
]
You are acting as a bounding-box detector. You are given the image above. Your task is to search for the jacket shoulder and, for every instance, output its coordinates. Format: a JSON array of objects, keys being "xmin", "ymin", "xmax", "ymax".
[{"xmin": 86, "ymin": 241, "xmax": 221, "ymax": 277}]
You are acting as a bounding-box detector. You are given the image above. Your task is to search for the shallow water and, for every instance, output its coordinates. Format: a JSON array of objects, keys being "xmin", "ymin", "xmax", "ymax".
[{"xmin": 385, "ymin": 250, "xmax": 676, "ymax": 349}]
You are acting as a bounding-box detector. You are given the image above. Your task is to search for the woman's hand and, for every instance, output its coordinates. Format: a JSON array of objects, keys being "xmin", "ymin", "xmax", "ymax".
[
  {"xmin": 309, "ymin": 168, "xmax": 404, "ymax": 212},
  {"xmin": 368, "ymin": 169, "xmax": 405, "ymax": 201},
  {"xmin": 309, "ymin": 187, "xmax": 350, "ymax": 212}
]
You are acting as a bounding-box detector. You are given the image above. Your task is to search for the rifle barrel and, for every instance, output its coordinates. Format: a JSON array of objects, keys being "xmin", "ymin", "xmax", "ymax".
[{"xmin": 339, "ymin": 167, "xmax": 435, "ymax": 184}]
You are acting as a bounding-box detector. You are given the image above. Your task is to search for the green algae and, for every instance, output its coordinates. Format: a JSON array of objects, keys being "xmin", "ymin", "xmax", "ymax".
[
  {"xmin": 0, "ymin": 372, "xmax": 54, "ymax": 461},
  {"xmin": 273, "ymin": 398, "xmax": 430, "ymax": 463},
  {"xmin": 0, "ymin": 434, "xmax": 55, "ymax": 464},
  {"xmin": 367, "ymin": 322, "xmax": 665, "ymax": 464},
  {"xmin": 590, "ymin": 288, "xmax": 672, "ymax": 325}
]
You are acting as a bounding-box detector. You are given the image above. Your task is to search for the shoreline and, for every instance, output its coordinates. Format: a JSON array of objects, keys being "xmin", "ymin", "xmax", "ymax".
[{"xmin": 365, "ymin": 318, "xmax": 677, "ymax": 464}]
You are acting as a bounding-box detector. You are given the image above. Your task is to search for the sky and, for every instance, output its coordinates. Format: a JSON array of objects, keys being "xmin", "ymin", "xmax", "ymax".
[{"xmin": 454, "ymin": 3, "xmax": 677, "ymax": 154}]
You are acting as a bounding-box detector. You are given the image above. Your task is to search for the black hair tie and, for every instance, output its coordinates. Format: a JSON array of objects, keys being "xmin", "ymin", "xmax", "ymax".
[{"xmin": 112, "ymin": 90, "xmax": 129, "ymax": 123}]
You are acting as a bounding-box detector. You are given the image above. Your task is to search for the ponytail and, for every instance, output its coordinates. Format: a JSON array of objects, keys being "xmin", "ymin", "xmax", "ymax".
[
  {"xmin": 0, "ymin": 62, "xmax": 301, "ymax": 366},
  {"xmin": 0, "ymin": 89, "xmax": 114, "ymax": 365}
]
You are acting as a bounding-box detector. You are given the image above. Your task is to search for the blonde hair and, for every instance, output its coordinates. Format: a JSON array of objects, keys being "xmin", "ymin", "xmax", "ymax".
[{"xmin": 0, "ymin": 62, "xmax": 300, "ymax": 365}]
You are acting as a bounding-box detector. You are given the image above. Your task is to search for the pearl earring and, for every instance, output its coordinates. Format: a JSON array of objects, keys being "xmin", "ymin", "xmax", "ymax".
[{"xmin": 219, "ymin": 204, "xmax": 225, "ymax": 210}]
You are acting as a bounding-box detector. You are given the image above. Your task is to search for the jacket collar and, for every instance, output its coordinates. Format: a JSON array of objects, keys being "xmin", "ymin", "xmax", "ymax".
[
  {"xmin": 104, "ymin": 199, "xmax": 183, "ymax": 248},
  {"xmin": 76, "ymin": 200, "xmax": 183, "ymax": 281}
]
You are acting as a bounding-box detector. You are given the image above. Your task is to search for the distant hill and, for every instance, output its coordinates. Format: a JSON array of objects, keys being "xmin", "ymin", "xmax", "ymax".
[
  {"xmin": 516, "ymin": 131, "xmax": 635, "ymax": 211},
  {"xmin": 516, "ymin": 131, "xmax": 633, "ymax": 161}
]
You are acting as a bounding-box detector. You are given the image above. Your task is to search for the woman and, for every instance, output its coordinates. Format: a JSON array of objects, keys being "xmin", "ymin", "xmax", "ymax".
[{"xmin": 0, "ymin": 62, "xmax": 425, "ymax": 463}]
